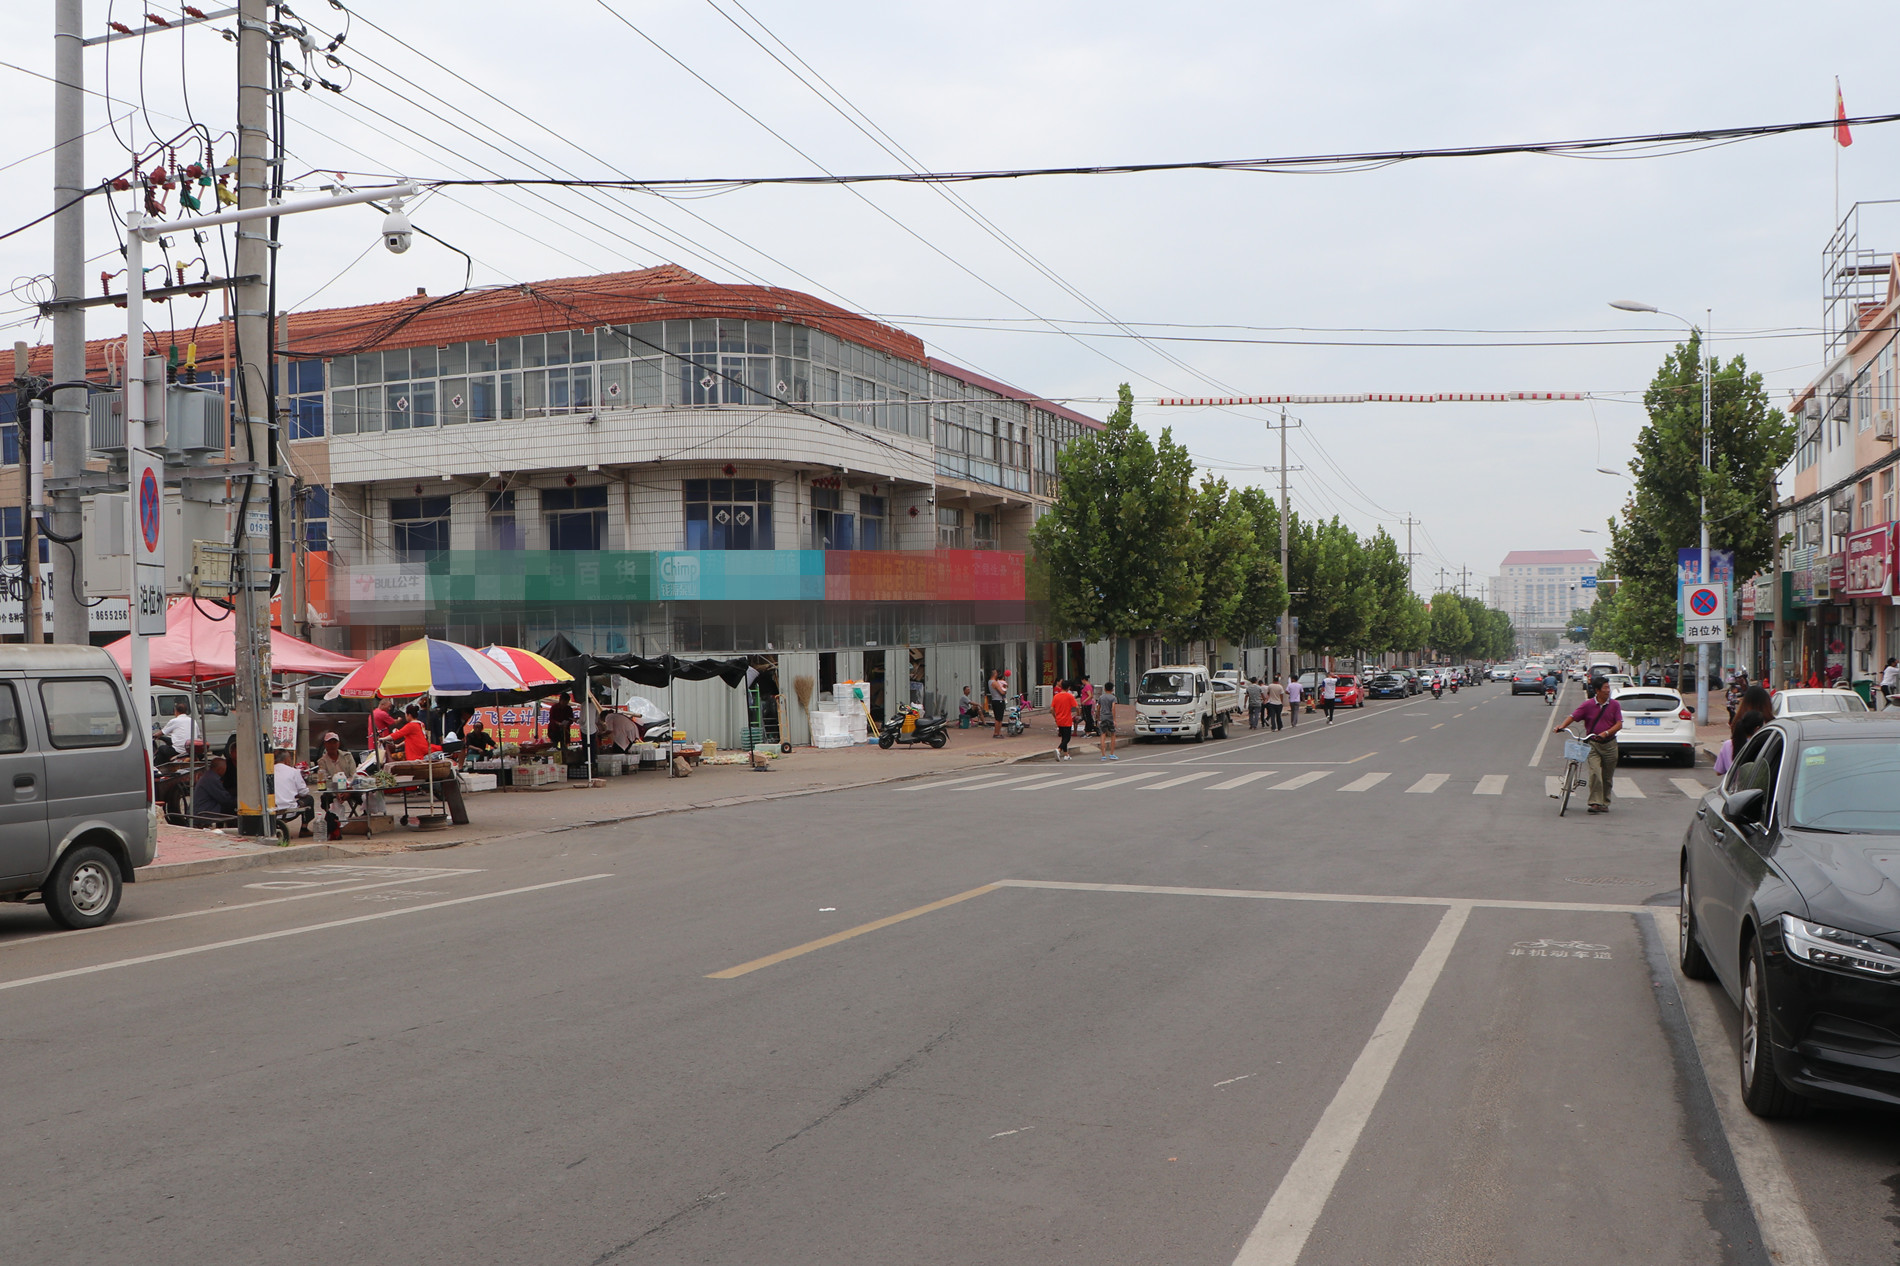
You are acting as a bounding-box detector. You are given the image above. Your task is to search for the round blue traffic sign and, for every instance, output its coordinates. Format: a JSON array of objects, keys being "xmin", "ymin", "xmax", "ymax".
[
  {"xmin": 138, "ymin": 466, "xmax": 161, "ymax": 554},
  {"xmin": 1689, "ymin": 587, "xmax": 1718, "ymax": 617}
]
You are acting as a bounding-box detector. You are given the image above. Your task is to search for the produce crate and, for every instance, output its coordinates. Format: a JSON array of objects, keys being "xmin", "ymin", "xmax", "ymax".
[{"xmin": 516, "ymin": 763, "xmax": 566, "ymax": 788}]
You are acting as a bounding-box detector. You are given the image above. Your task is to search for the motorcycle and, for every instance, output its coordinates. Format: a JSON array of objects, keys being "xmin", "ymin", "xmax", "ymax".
[
  {"xmin": 1544, "ymin": 682, "xmax": 1558, "ymax": 706},
  {"xmin": 879, "ymin": 702, "xmax": 950, "ymax": 749},
  {"xmin": 1429, "ymin": 681, "xmax": 1443, "ymax": 700},
  {"xmin": 1449, "ymin": 678, "xmax": 1459, "ymax": 694}
]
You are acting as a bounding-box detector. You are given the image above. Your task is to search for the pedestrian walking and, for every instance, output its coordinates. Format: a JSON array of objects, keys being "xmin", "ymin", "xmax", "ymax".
[
  {"xmin": 1246, "ymin": 677, "xmax": 1265, "ymax": 730},
  {"xmin": 1096, "ymin": 681, "xmax": 1120, "ymax": 760},
  {"xmin": 1724, "ymin": 674, "xmax": 1743, "ymax": 723},
  {"xmin": 1078, "ymin": 675, "xmax": 1096, "ymax": 736},
  {"xmin": 1285, "ymin": 675, "xmax": 1302, "ymax": 726},
  {"xmin": 1265, "ymin": 675, "xmax": 1286, "ymax": 731},
  {"xmin": 1882, "ymin": 658, "xmax": 1900, "ymax": 710},
  {"xmin": 1554, "ymin": 677, "xmax": 1624, "ymax": 813},
  {"xmin": 988, "ymin": 669, "xmax": 1007, "ymax": 737},
  {"xmin": 1051, "ymin": 679, "xmax": 1076, "ymax": 760},
  {"xmin": 1321, "ymin": 672, "xmax": 1338, "ymax": 723}
]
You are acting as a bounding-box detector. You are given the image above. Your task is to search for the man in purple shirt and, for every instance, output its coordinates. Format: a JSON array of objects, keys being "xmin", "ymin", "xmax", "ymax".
[{"xmin": 1553, "ymin": 676, "xmax": 1624, "ymax": 813}]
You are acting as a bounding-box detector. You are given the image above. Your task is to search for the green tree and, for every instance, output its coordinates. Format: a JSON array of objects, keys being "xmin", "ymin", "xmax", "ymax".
[
  {"xmin": 1360, "ymin": 529, "xmax": 1419, "ymax": 654},
  {"xmin": 1228, "ymin": 485, "xmax": 1288, "ymax": 643},
  {"xmin": 1166, "ymin": 476, "xmax": 1258, "ymax": 644},
  {"xmin": 1603, "ymin": 336, "xmax": 1795, "ymax": 657},
  {"xmin": 1030, "ymin": 384, "xmax": 1197, "ymax": 640},
  {"xmin": 1288, "ymin": 514, "xmax": 1374, "ymax": 656},
  {"xmin": 1428, "ymin": 592, "xmax": 1472, "ymax": 656}
]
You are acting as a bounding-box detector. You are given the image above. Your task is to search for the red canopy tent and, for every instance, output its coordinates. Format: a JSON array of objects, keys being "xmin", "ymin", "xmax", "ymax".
[{"xmin": 104, "ymin": 598, "xmax": 363, "ymax": 683}]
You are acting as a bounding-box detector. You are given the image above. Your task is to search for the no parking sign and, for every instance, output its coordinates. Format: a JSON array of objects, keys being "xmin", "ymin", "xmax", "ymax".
[
  {"xmin": 131, "ymin": 448, "xmax": 166, "ymax": 635},
  {"xmin": 1681, "ymin": 582, "xmax": 1726, "ymax": 643}
]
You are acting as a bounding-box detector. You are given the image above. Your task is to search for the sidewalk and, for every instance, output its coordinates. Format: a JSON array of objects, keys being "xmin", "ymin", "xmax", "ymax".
[{"xmin": 144, "ymin": 723, "xmax": 1080, "ymax": 878}]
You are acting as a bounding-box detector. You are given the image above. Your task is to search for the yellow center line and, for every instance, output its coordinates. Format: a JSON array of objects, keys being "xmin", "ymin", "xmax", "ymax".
[
  {"xmin": 1430, "ymin": 723, "xmax": 1445, "ymax": 730},
  {"xmin": 1348, "ymin": 751, "xmax": 1377, "ymax": 763},
  {"xmin": 707, "ymin": 884, "xmax": 999, "ymax": 979},
  {"xmin": 1400, "ymin": 735, "xmax": 1417, "ymax": 743}
]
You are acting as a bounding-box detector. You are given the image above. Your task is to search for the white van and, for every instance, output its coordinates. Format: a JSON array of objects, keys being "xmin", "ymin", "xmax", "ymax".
[{"xmin": 1133, "ymin": 665, "xmax": 1240, "ymax": 742}]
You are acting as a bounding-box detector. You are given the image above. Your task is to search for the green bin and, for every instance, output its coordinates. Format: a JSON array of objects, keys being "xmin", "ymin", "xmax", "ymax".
[{"xmin": 1851, "ymin": 679, "xmax": 1875, "ymax": 707}]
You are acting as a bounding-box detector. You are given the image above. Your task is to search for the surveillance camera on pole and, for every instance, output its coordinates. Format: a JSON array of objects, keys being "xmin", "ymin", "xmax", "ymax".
[{"xmin": 382, "ymin": 198, "xmax": 413, "ymax": 255}]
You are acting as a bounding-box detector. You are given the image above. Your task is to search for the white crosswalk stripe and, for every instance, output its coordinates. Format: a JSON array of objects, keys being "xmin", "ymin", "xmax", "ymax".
[
  {"xmin": 1619, "ymin": 780, "xmax": 1646, "ymax": 799},
  {"xmin": 1338, "ymin": 773, "xmax": 1389, "ymax": 792},
  {"xmin": 1406, "ymin": 774, "xmax": 1449, "ymax": 794},
  {"xmin": 1671, "ymin": 778, "xmax": 1708, "ymax": 799},
  {"xmin": 1091, "ymin": 770, "xmax": 1169, "ymax": 790},
  {"xmin": 901, "ymin": 771, "xmax": 1052, "ymax": 793},
  {"xmin": 1013, "ymin": 771, "xmax": 1113, "ymax": 790},
  {"xmin": 1146, "ymin": 771, "xmax": 1217, "ymax": 790},
  {"xmin": 1270, "ymin": 771, "xmax": 1331, "ymax": 790},
  {"xmin": 1209, "ymin": 771, "xmax": 1278, "ymax": 790},
  {"xmin": 1545, "ymin": 775, "xmax": 1563, "ymax": 799},
  {"xmin": 1474, "ymin": 775, "xmax": 1507, "ymax": 795}
]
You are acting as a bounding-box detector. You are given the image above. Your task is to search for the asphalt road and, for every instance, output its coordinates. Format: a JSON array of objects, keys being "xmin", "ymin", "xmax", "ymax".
[{"xmin": 4, "ymin": 682, "xmax": 1896, "ymax": 1264}]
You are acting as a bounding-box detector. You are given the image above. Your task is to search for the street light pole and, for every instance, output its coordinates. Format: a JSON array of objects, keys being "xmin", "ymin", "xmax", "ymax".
[{"xmin": 1610, "ymin": 299, "xmax": 1715, "ymax": 726}]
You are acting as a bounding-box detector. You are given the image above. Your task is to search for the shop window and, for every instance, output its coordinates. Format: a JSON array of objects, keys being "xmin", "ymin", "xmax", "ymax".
[
  {"xmin": 974, "ymin": 512, "xmax": 997, "ymax": 551},
  {"xmin": 1861, "ymin": 479, "xmax": 1876, "ymax": 528},
  {"xmin": 1884, "ymin": 470, "xmax": 1895, "ymax": 525},
  {"xmin": 390, "ymin": 496, "xmax": 451, "ymax": 563},
  {"xmin": 937, "ymin": 506, "xmax": 966, "ymax": 549},
  {"xmin": 543, "ymin": 485, "xmax": 608, "ymax": 551},
  {"xmin": 684, "ymin": 479, "xmax": 774, "ymax": 550}
]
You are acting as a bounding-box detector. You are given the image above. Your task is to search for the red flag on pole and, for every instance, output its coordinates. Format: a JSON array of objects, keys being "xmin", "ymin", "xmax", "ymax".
[{"xmin": 1836, "ymin": 78, "xmax": 1854, "ymax": 147}]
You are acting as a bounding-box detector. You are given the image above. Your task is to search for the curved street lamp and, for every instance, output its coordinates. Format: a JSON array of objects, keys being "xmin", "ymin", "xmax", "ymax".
[{"xmin": 1609, "ymin": 298, "xmax": 1715, "ymax": 723}]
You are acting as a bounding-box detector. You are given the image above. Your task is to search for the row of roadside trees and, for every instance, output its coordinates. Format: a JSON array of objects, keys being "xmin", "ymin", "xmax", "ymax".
[{"xmin": 1029, "ymin": 385, "xmax": 1515, "ymax": 663}]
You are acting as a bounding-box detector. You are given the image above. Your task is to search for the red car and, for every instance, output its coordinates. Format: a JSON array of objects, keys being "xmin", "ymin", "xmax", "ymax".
[{"xmin": 1329, "ymin": 673, "xmax": 1364, "ymax": 708}]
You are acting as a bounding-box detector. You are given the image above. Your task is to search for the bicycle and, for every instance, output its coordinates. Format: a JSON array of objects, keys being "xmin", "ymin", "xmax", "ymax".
[{"xmin": 1557, "ymin": 725, "xmax": 1592, "ymax": 817}]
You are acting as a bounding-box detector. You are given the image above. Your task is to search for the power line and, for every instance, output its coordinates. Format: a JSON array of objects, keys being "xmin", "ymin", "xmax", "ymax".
[{"xmin": 416, "ymin": 109, "xmax": 1900, "ymax": 191}]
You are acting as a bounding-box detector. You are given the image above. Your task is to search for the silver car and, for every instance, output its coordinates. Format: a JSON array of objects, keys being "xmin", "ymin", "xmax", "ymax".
[{"xmin": 0, "ymin": 646, "xmax": 154, "ymax": 929}]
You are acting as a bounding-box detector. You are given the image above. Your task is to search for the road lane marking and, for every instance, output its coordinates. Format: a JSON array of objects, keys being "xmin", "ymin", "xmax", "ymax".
[
  {"xmin": 1338, "ymin": 772, "xmax": 1389, "ymax": 792},
  {"xmin": 0, "ymin": 870, "xmax": 486, "ymax": 951},
  {"xmin": 1209, "ymin": 771, "xmax": 1278, "ymax": 790},
  {"xmin": 1527, "ymin": 681, "xmax": 1568, "ymax": 766},
  {"xmin": 708, "ymin": 884, "xmax": 998, "ymax": 979},
  {"xmin": 1620, "ymin": 780, "xmax": 1646, "ymax": 799},
  {"xmin": 1347, "ymin": 751, "xmax": 1377, "ymax": 763},
  {"xmin": 1010, "ymin": 771, "xmax": 1112, "ymax": 790},
  {"xmin": 1405, "ymin": 774, "xmax": 1448, "ymax": 794},
  {"xmin": 1269, "ymin": 771, "xmax": 1330, "ymax": 790},
  {"xmin": 1430, "ymin": 723, "xmax": 1444, "ymax": 730},
  {"xmin": 1671, "ymin": 778, "xmax": 1708, "ymax": 799},
  {"xmin": 1651, "ymin": 911, "xmax": 1830, "ymax": 1266},
  {"xmin": 992, "ymin": 879, "xmax": 1652, "ymax": 915},
  {"xmin": 1473, "ymin": 774, "xmax": 1507, "ymax": 795},
  {"xmin": 0, "ymin": 875, "xmax": 613, "ymax": 994},
  {"xmin": 1147, "ymin": 771, "xmax": 1216, "ymax": 790},
  {"xmin": 1544, "ymin": 775, "xmax": 1563, "ymax": 798},
  {"xmin": 1232, "ymin": 903, "xmax": 1472, "ymax": 1266},
  {"xmin": 1090, "ymin": 770, "xmax": 1169, "ymax": 789},
  {"xmin": 1399, "ymin": 735, "xmax": 1416, "ymax": 743}
]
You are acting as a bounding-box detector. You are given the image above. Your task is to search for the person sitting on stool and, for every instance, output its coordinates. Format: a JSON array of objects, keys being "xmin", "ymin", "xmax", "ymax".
[
  {"xmin": 273, "ymin": 747, "xmax": 315, "ymax": 837},
  {"xmin": 192, "ymin": 756, "xmax": 237, "ymax": 824}
]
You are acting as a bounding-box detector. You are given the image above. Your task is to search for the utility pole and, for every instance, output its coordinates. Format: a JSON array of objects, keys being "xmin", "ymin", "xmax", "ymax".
[
  {"xmin": 1400, "ymin": 515, "xmax": 1419, "ymax": 593},
  {"xmin": 50, "ymin": 0, "xmax": 85, "ymax": 644},
  {"xmin": 1436, "ymin": 567, "xmax": 1450, "ymax": 592},
  {"xmin": 11, "ymin": 343, "xmax": 43, "ymax": 643},
  {"xmin": 231, "ymin": 0, "xmax": 274, "ymax": 834},
  {"xmin": 1458, "ymin": 565, "xmax": 1470, "ymax": 598},
  {"xmin": 1265, "ymin": 408, "xmax": 1302, "ymax": 679},
  {"xmin": 1696, "ymin": 312, "xmax": 1713, "ymax": 727}
]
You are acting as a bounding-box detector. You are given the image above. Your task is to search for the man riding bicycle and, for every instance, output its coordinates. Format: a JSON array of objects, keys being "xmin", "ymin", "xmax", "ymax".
[{"xmin": 1553, "ymin": 676, "xmax": 1623, "ymax": 813}]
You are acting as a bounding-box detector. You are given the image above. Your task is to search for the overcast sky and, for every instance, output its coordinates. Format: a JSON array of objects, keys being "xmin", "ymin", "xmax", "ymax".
[{"xmin": 5, "ymin": 1, "xmax": 1897, "ymax": 595}]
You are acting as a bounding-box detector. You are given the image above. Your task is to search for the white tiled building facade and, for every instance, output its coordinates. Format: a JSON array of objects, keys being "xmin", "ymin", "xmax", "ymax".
[{"xmin": 1489, "ymin": 549, "xmax": 1600, "ymax": 637}]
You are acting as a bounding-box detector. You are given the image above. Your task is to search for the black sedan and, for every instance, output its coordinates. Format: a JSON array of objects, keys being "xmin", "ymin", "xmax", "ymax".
[
  {"xmin": 1510, "ymin": 667, "xmax": 1551, "ymax": 695},
  {"xmin": 1680, "ymin": 714, "xmax": 1900, "ymax": 1116},
  {"xmin": 1365, "ymin": 673, "xmax": 1408, "ymax": 700}
]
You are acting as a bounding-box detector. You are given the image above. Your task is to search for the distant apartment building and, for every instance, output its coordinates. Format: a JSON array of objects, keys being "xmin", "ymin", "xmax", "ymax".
[{"xmin": 1489, "ymin": 549, "xmax": 1600, "ymax": 638}]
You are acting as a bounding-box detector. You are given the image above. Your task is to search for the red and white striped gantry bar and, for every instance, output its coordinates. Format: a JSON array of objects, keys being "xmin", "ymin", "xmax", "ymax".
[{"xmin": 1156, "ymin": 392, "xmax": 1588, "ymax": 405}]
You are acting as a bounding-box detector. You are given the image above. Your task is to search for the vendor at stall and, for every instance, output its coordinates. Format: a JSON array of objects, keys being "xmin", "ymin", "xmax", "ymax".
[
  {"xmin": 595, "ymin": 709, "xmax": 641, "ymax": 754},
  {"xmin": 384, "ymin": 704, "xmax": 434, "ymax": 763},
  {"xmin": 462, "ymin": 718, "xmax": 498, "ymax": 759},
  {"xmin": 316, "ymin": 732, "xmax": 358, "ymax": 782}
]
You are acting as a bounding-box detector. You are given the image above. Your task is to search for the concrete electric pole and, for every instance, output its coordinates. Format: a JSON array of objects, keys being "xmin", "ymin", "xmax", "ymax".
[{"xmin": 50, "ymin": 0, "xmax": 86, "ymax": 644}]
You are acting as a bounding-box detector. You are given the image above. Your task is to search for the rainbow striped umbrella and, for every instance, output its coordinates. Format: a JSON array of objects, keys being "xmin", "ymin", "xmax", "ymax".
[
  {"xmin": 327, "ymin": 637, "xmax": 528, "ymax": 699},
  {"xmin": 479, "ymin": 645, "xmax": 573, "ymax": 688}
]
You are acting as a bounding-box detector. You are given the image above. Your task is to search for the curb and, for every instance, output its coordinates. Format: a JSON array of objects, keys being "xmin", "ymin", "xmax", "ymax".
[
  {"xmin": 132, "ymin": 748, "xmax": 1049, "ymax": 877},
  {"xmin": 138, "ymin": 840, "xmax": 364, "ymax": 882}
]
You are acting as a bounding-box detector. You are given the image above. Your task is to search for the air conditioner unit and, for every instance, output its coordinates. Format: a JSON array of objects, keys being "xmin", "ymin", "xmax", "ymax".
[{"xmin": 1878, "ymin": 409, "xmax": 1895, "ymax": 442}]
